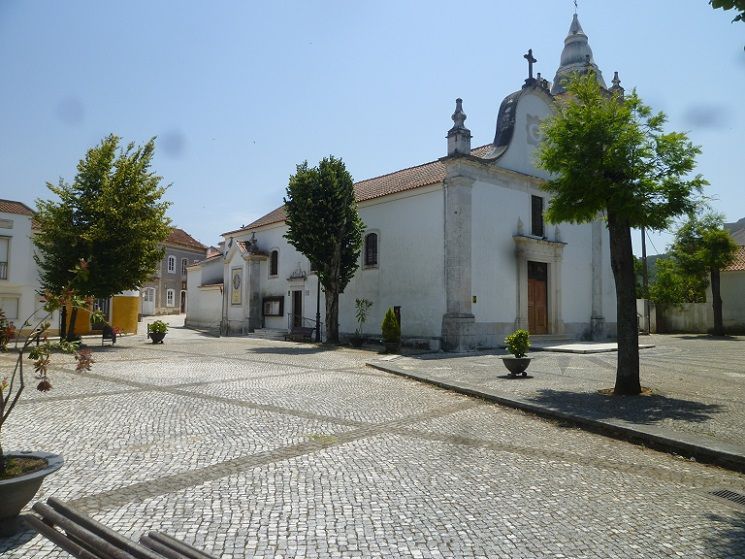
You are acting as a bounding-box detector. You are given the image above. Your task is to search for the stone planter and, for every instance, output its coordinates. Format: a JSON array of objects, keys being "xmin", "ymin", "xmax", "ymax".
[
  {"xmin": 0, "ymin": 451, "xmax": 64, "ymax": 536},
  {"xmin": 384, "ymin": 341, "xmax": 400, "ymax": 354},
  {"xmin": 502, "ymin": 356, "xmax": 531, "ymax": 377},
  {"xmin": 148, "ymin": 332, "xmax": 166, "ymax": 344}
]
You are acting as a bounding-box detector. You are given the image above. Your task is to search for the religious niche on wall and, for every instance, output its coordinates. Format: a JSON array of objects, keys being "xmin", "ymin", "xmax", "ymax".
[
  {"xmin": 231, "ymin": 267, "xmax": 242, "ymax": 305},
  {"xmin": 262, "ymin": 296, "xmax": 284, "ymax": 317}
]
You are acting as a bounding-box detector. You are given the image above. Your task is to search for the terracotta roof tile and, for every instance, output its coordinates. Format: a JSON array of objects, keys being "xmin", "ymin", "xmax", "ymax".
[
  {"xmin": 166, "ymin": 227, "xmax": 207, "ymax": 251},
  {"xmin": 0, "ymin": 199, "xmax": 34, "ymax": 216},
  {"xmin": 226, "ymin": 145, "xmax": 493, "ymax": 235},
  {"xmin": 725, "ymin": 246, "xmax": 745, "ymax": 272}
]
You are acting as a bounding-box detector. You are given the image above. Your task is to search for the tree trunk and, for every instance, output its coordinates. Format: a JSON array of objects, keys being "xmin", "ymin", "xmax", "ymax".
[
  {"xmin": 60, "ymin": 305, "xmax": 67, "ymax": 341},
  {"xmin": 325, "ymin": 285, "xmax": 339, "ymax": 344},
  {"xmin": 0, "ymin": 442, "xmax": 5, "ymax": 474},
  {"xmin": 607, "ymin": 214, "xmax": 641, "ymax": 395},
  {"xmin": 711, "ymin": 268, "xmax": 724, "ymax": 336},
  {"xmin": 67, "ymin": 307, "xmax": 78, "ymax": 342}
]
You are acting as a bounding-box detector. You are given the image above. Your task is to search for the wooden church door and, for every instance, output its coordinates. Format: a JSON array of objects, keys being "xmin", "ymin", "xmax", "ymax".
[{"xmin": 527, "ymin": 261, "xmax": 548, "ymax": 334}]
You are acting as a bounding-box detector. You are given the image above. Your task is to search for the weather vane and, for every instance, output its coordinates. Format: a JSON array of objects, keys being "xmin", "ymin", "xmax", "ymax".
[{"xmin": 574, "ymin": 0, "xmax": 578, "ymax": 14}]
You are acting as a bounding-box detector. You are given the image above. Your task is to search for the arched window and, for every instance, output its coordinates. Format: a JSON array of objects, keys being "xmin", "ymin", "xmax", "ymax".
[
  {"xmin": 167, "ymin": 255, "xmax": 176, "ymax": 273},
  {"xmin": 270, "ymin": 250, "xmax": 279, "ymax": 276},
  {"xmin": 364, "ymin": 233, "xmax": 378, "ymax": 267}
]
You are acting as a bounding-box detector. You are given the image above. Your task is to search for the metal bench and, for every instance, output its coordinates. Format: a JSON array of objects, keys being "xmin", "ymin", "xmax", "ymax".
[
  {"xmin": 22, "ymin": 497, "xmax": 218, "ymax": 559},
  {"xmin": 285, "ymin": 326, "xmax": 315, "ymax": 342},
  {"xmin": 101, "ymin": 325, "xmax": 117, "ymax": 346}
]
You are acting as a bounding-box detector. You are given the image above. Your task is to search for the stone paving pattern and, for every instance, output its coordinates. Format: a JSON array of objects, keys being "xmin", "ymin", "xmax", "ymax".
[
  {"xmin": 372, "ymin": 336, "xmax": 745, "ymax": 451},
  {"xmin": 2, "ymin": 321, "xmax": 745, "ymax": 558}
]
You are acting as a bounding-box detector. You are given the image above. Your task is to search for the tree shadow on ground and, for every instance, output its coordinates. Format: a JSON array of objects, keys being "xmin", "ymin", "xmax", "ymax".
[
  {"xmin": 705, "ymin": 510, "xmax": 745, "ymax": 559},
  {"xmin": 246, "ymin": 346, "xmax": 331, "ymax": 356},
  {"xmin": 674, "ymin": 334, "xmax": 742, "ymax": 341},
  {"xmin": 407, "ymin": 350, "xmax": 509, "ymax": 361},
  {"xmin": 525, "ymin": 389, "xmax": 723, "ymax": 425}
]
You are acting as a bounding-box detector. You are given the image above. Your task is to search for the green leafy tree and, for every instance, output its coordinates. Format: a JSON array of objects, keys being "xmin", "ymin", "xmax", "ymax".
[
  {"xmin": 34, "ymin": 135, "xmax": 171, "ymax": 338},
  {"xmin": 284, "ymin": 156, "xmax": 364, "ymax": 343},
  {"xmin": 649, "ymin": 256, "xmax": 707, "ymax": 306},
  {"xmin": 668, "ymin": 213, "xmax": 738, "ymax": 335},
  {"xmin": 537, "ymin": 74, "xmax": 705, "ymax": 395},
  {"xmin": 710, "ymin": 0, "xmax": 745, "ymax": 22}
]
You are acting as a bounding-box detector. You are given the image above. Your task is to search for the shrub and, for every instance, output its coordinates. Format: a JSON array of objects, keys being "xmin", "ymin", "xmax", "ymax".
[
  {"xmin": 147, "ymin": 320, "xmax": 169, "ymax": 334},
  {"xmin": 381, "ymin": 308, "xmax": 400, "ymax": 344},
  {"xmin": 505, "ymin": 329, "xmax": 530, "ymax": 358}
]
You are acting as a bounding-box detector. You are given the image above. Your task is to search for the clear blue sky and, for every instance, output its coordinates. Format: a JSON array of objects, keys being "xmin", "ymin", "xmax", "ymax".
[{"xmin": 1, "ymin": 0, "xmax": 743, "ymax": 255}]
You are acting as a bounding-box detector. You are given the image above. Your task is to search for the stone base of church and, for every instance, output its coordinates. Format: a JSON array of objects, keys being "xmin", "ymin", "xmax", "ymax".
[{"xmin": 441, "ymin": 313, "xmax": 476, "ymax": 352}]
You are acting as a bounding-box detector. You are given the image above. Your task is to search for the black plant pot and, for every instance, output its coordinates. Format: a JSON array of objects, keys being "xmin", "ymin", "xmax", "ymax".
[
  {"xmin": 349, "ymin": 336, "xmax": 364, "ymax": 348},
  {"xmin": 148, "ymin": 332, "xmax": 166, "ymax": 344},
  {"xmin": 384, "ymin": 341, "xmax": 400, "ymax": 354},
  {"xmin": 502, "ymin": 357, "xmax": 531, "ymax": 377},
  {"xmin": 0, "ymin": 451, "xmax": 64, "ymax": 536}
]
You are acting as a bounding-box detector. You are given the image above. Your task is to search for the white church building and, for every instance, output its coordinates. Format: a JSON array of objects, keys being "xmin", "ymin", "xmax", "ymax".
[{"xmin": 186, "ymin": 15, "xmax": 620, "ymax": 351}]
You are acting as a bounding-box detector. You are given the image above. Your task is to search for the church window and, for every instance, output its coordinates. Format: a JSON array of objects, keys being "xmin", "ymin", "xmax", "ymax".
[
  {"xmin": 270, "ymin": 250, "xmax": 279, "ymax": 276},
  {"xmin": 531, "ymin": 196, "xmax": 544, "ymax": 237},
  {"xmin": 364, "ymin": 233, "xmax": 378, "ymax": 267},
  {"xmin": 166, "ymin": 289, "xmax": 175, "ymax": 307},
  {"xmin": 167, "ymin": 255, "xmax": 176, "ymax": 273},
  {"xmin": 181, "ymin": 258, "xmax": 188, "ymax": 275}
]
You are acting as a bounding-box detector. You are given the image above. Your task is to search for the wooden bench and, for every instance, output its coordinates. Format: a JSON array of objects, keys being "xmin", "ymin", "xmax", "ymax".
[
  {"xmin": 285, "ymin": 326, "xmax": 315, "ymax": 342},
  {"xmin": 22, "ymin": 497, "xmax": 218, "ymax": 559}
]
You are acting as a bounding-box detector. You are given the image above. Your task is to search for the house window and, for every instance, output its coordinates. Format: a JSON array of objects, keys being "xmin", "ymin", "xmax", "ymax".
[
  {"xmin": 181, "ymin": 258, "xmax": 188, "ymax": 275},
  {"xmin": 166, "ymin": 289, "xmax": 175, "ymax": 307},
  {"xmin": 270, "ymin": 250, "xmax": 279, "ymax": 276},
  {"xmin": 531, "ymin": 195, "xmax": 544, "ymax": 237},
  {"xmin": 364, "ymin": 233, "xmax": 378, "ymax": 267},
  {"xmin": 167, "ymin": 255, "xmax": 176, "ymax": 273},
  {"xmin": 0, "ymin": 296, "xmax": 19, "ymax": 319},
  {"xmin": 0, "ymin": 237, "xmax": 8, "ymax": 280}
]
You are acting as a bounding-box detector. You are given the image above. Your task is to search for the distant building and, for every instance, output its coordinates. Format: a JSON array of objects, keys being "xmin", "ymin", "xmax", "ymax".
[
  {"xmin": 0, "ymin": 199, "xmax": 41, "ymax": 329},
  {"xmin": 141, "ymin": 228, "xmax": 207, "ymax": 316}
]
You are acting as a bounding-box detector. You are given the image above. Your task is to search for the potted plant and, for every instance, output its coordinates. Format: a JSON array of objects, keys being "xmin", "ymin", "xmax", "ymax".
[
  {"xmin": 147, "ymin": 320, "xmax": 168, "ymax": 344},
  {"xmin": 381, "ymin": 307, "xmax": 400, "ymax": 353},
  {"xmin": 1, "ymin": 292, "xmax": 94, "ymax": 535},
  {"xmin": 502, "ymin": 329, "xmax": 531, "ymax": 377},
  {"xmin": 350, "ymin": 298, "xmax": 372, "ymax": 348}
]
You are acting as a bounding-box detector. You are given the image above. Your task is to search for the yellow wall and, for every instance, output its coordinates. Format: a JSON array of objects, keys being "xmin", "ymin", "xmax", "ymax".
[
  {"xmin": 112, "ymin": 295, "xmax": 139, "ymax": 334},
  {"xmin": 64, "ymin": 305, "xmax": 92, "ymax": 336}
]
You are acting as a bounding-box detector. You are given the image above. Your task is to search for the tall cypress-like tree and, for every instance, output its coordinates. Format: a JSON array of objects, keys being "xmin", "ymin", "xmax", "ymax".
[
  {"xmin": 537, "ymin": 74, "xmax": 705, "ymax": 395},
  {"xmin": 284, "ymin": 156, "xmax": 364, "ymax": 343},
  {"xmin": 35, "ymin": 135, "xmax": 171, "ymax": 336}
]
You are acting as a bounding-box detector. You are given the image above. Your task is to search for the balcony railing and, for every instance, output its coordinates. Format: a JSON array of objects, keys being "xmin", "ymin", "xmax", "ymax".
[{"xmin": 0, "ymin": 261, "xmax": 7, "ymax": 280}]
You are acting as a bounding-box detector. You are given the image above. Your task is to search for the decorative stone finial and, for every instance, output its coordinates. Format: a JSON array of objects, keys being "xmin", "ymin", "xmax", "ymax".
[
  {"xmin": 517, "ymin": 217, "xmax": 524, "ymax": 236},
  {"xmin": 609, "ymin": 71, "xmax": 625, "ymax": 97},
  {"xmin": 451, "ymin": 98, "xmax": 467, "ymax": 129},
  {"xmin": 447, "ymin": 98, "xmax": 472, "ymax": 156},
  {"xmin": 554, "ymin": 225, "xmax": 562, "ymax": 242}
]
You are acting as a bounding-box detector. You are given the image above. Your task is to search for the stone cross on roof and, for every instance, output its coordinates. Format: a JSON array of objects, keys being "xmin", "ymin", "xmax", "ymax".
[
  {"xmin": 524, "ymin": 49, "xmax": 537, "ymax": 78},
  {"xmin": 524, "ymin": 49, "xmax": 537, "ymax": 84}
]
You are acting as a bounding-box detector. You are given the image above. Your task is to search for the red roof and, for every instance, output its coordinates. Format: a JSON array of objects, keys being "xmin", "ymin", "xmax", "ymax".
[
  {"xmin": 166, "ymin": 228, "xmax": 207, "ymax": 251},
  {"xmin": 725, "ymin": 246, "xmax": 745, "ymax": 272},
  {"xmin": 224, "ymin": 145, "xmax": 493, "ymax": 235},
  {"xmin": 0, "ymin": 199, "xmax": 34, "ymax": 216}
]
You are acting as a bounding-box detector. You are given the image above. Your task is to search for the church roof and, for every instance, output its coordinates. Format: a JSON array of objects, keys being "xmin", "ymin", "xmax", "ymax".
[
  {"xmin": 225, "ymin": 144, "xmax": 494, "ymax": 235},
  {"xmin": 725, "ymin": 246, "xmax": 745, "ymax": 271},
  {"xmin": 0, "ymin": 199, "xmax": 34, "ymax": 216}
]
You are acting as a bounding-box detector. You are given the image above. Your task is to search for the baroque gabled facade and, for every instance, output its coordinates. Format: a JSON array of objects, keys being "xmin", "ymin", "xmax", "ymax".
[{"xmin": 187, "ymin": 15, "xmax": 619, "ymax": 350}]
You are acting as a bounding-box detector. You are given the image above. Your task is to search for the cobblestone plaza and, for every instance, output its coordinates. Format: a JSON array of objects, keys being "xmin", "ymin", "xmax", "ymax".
[{"xmin": 2, "ymin": 324, "xmax": 745, "ymax": 558}]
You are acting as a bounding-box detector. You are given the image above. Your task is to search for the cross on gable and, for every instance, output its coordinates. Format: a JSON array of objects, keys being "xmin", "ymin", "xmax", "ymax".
[{"xmin": 523, "ymin": 49, "xmax": 537, "ymax": 82}]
